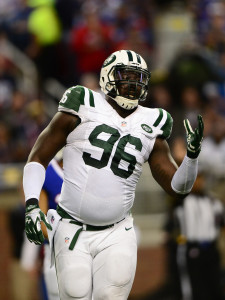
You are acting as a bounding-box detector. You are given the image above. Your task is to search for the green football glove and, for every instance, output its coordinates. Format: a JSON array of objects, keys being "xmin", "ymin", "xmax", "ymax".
[
  {"xmin": 184, "ymin": 115, "xmax": 204, "ymax": 159},
  {"xmin": 25, "ymin": 198, "xmax": 52, "ymax": 245}
]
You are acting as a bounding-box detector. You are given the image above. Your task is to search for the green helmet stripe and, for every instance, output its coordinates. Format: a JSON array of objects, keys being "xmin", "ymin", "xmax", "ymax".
[
  {"xmin": 126, "ymin": 50, "xmax": 133, "ymax": 61},
  {"xmin": 153, "ymin": 108, "xmax": 163, "ymax": 127},
  {"xmin": 88, "ymin": 89, "xmax": 95, "ymax": 107},
  {"xmin": 136, "ymin": 53, "xmax": 141, "ymax": 63}
]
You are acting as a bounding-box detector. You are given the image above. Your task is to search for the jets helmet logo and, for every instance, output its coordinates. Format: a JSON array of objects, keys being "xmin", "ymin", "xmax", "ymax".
[{"xmin": 102, "ymin": 55, "xmax": 116, "ymax": 67}]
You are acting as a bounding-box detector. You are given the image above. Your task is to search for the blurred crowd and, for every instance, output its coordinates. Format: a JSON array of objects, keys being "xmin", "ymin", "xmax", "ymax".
[
  {"xmin": 0, "ymin": 0, "xmax": 224, "ymax": 170},
  {"xmin": 1, "ymin": 0, "xmax": 225, "ymax": 299}
]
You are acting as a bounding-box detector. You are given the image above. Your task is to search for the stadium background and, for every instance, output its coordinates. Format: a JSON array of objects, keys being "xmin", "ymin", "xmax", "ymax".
[{"xmin": 1, "ymin": 0, "xmax": 225, "ymax": 299}]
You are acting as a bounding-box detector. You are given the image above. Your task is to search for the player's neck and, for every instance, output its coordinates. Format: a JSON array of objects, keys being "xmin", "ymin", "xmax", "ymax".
[{"xmin": 106, "ymin": 96, "xmax": 137, "ymax": 118}]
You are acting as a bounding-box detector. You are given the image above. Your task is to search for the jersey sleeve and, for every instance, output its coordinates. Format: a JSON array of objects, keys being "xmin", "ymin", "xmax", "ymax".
[
  {"xmin": 58, "ymin": 85, "xmax": 85, "ymax": 115},
  {"xmin": 152, "ymin": 108, "xmax": 173, "ymax": 139}
]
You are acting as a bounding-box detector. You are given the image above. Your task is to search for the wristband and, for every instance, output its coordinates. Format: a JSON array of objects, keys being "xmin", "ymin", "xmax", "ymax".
[{"xmin": 23, "ymin": 162, "xmax": 46, "ymax": 201}]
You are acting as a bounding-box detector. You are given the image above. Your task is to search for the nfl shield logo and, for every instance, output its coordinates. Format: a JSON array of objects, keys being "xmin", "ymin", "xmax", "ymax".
[{"xmin": 65, "ymin": 237, "xmax": 70, "ymax": 244}]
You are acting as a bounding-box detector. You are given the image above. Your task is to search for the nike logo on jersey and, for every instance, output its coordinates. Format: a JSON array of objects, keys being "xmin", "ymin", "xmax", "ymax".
[{"xmin": 125, "ymin": 227, "xmax": 133, "ymax": 231}]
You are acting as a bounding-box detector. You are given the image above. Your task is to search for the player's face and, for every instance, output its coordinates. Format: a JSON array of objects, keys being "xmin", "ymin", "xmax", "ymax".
[{"xmin": 115, "ymin": 69, "xmax": 145, "ymax": 100}]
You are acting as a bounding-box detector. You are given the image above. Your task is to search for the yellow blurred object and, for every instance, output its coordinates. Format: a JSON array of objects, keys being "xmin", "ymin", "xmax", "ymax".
[
  {"xmin": 26, "ymin": 100, "xmax": 45, "ymax": 118},
  {"xmin": 176, "ymin": 234, "xmax": 187, "ymax": 245},
  {"xmin": 150, "ymin": 69, "xmax": 168, "ymax": 84},
  {"xmin": 171, "ymin": 17, "xmax": 190, "ymax": 31},
  {"xmin": 28, "ymin": 4, "xmax": 61, "ymax": 46},
  {"xmin": 2, "ymin": 167, "xmax": 22, "ymax": 186},
  {"xmin": 28, "ymin": 0, "xmax": 54, "ymax": 7}
]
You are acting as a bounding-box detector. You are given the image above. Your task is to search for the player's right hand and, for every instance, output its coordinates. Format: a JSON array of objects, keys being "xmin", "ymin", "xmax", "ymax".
[{"xmin": 25, "ymin": 198, "xmax": 52, "ymax": 245}]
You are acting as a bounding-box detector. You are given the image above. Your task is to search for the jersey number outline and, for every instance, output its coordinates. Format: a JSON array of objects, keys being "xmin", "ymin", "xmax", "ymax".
[
  {"xmin": 61, "ymin": 89, "xmax": 71, "ymax": 103},
  {"xmin": 82, "ymin": 124, "xmax": 142, "ymax": 179}
]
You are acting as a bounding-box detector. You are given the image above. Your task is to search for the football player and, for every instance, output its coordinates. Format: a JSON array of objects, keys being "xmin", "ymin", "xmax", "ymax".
[{"xmin": 23, "ymin": 50, "xmax": 204, "ymax": 300}]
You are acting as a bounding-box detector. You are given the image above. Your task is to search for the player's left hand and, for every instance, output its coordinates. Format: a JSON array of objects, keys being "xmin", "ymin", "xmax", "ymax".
[
  {"xmin": 25, "ymin": 199, "xmax": 52, "ymax": 245},
  {"xmin": 184, "ymin": 115, "xmax": 204, "ymax": 159}
]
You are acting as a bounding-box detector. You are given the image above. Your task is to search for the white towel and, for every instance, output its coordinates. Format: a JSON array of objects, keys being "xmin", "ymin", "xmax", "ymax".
[{"xmin": 47, "ymin": 209, "xmax": 61, "ymax": 267}]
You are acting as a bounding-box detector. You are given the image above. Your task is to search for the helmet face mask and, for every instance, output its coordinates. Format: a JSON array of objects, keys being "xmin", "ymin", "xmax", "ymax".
[{"xmin": 100, "ymin": 50, "xmax": 151, "ymax": 110}]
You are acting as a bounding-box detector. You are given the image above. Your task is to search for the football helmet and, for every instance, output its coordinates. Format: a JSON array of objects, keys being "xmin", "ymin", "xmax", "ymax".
[{"xmin": 100, "ymin": 50, "xmax": 151, "ymax": 110}]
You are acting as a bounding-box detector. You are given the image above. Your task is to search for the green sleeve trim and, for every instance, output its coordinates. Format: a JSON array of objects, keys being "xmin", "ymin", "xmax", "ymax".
[
  {"xmin": 59, "ymin": 86, "xmax": 85, "ymax": 112},
  {"xmin": 88, "ymin": 89, "xmax": 95, "ymax": 107},
  {"xmin": 153, "ymin": 108, "xmax": 163, "ymax": 127},
  {"xmin": 160, "ymin": 112, "xmax": 173, "ymax": 139}
]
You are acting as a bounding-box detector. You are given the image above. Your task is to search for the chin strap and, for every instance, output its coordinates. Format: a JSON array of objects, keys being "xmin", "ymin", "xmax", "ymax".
[{"xmin": 110, "ymin": 95, "xmax": 138, "ymax": 110}]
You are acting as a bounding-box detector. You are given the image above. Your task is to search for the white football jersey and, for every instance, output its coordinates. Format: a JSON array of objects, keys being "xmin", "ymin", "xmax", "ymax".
[{"xmin": 58, "ymin": 85, "xmax": 173, "ymax": 226}]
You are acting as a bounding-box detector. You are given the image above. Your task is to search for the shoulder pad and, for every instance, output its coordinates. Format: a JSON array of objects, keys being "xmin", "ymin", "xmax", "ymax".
[
  {"xmin": 152, "ymin": 108, "xmax": 173, "ymax": 139},
  {"xmin": 58, "ymin": 85, "xmax": 95, "ymax": 113}
]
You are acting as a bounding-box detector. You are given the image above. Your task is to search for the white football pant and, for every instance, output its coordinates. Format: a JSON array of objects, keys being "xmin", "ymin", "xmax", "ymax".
[{"xmin": 54, "ymin": 216, "xmax": 137, "ymax": 300}]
